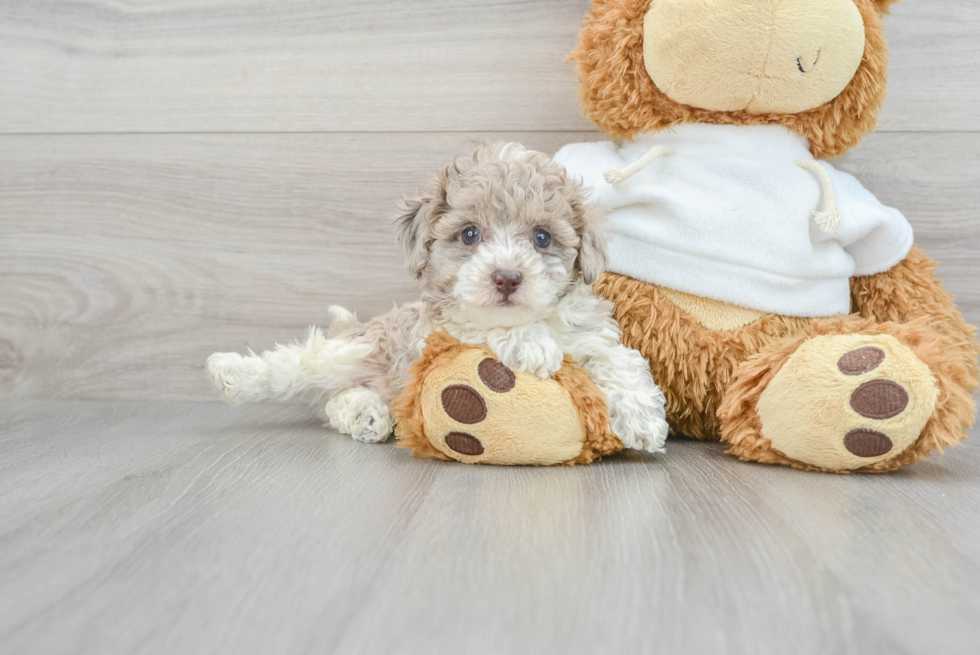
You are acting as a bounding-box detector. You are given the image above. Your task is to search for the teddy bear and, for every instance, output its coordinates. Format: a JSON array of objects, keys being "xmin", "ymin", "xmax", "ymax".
[
  {"xmin": 393, "ymin": 330, "xmax": 624, "ymax": 465},
  {"xmin": 552, "ymin": 0, "xmax": 979, "ymax": 472}
]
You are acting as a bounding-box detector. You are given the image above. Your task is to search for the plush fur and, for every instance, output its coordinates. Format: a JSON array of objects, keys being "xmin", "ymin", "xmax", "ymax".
[
  {"xmin": 656, "ymin": 286, "xmax": 765, "ymax": 332},
  {"xmin": 571, "ymin": 0, "xmax": 890, "ymax": 159},
  {"xmin": 594, "ymin": 273, "xmax": 816, "ymax": 440},
  {"xmin": 208, "ymin": 142, "xmax": 669, "ymax": 455},
  {"xmin": 642, "ymin": 0, "xmax": 867, "ymax": 115},
  {"xmin": 754, "ymin": 331, "xmax": 939, "ymax": 471},
  {"xmin": 722, "ymin": 247, "xmax": 980, "ymax": 473},
  {"xmin": 597, "ymin": 247, "xmax": 979, "ymax": 472},
  {"xmin": 720, "ymin": 316, "xmax": 976, "ymax": 473}
]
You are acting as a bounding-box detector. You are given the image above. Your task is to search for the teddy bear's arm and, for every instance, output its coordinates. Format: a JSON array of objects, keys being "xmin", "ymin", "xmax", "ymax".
[
  {"xmin": 850, "ymin": 246, "xmax": 978, "ymax": 352},
  {"xmin": 850, "ymin": 245, "xmax": 980, "ymax": 416}
]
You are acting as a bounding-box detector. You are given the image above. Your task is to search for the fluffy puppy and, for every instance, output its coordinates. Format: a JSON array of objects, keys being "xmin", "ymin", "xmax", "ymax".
[{"xmin": 207, "ymin": 142, "xmax": 669, "ymax": 453}]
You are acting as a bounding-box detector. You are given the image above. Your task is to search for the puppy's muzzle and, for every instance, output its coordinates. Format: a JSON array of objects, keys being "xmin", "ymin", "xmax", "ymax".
[{"xmin": 492, "ymin": 270, "xmax": 523, "ymax": 300}]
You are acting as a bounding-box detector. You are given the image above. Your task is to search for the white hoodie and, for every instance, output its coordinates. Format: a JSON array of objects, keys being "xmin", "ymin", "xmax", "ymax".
[{"xmin": 554, "ymin": 123, "xmax": 913, "ymax": 318}]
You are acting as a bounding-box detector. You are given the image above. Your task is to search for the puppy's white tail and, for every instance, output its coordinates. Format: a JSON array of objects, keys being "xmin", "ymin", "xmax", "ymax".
[
  {"xmin": 206, "ymin": 325, "xmax": 373, "ymax": 405},
  {"xmin": 325, "ymin": 305, "xmax": 362, "ymax": 337}
]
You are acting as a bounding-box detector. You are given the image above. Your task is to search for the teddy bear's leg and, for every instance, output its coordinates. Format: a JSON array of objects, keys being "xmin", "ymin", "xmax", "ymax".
[
  {"xmin": 324, "ymin": 387, "xmax": 393, "ymax": 444},
  {"xmin": 593, "ymin": 272, "xmax": 813, "ymax": 440},
  {"xmin": 597, "ymin": 254, "xmax": 978, "ymax": 472},
  {"xmin": 721, "ymin": 320, "xmax": 930, "ymax": 471},
  {"xmin": 720, "ymin": 310, "xmax": 976, "ymax": 472},
  {"xmin": 845, "ymin": 246, "xmax": 979, "ymax": 466}
]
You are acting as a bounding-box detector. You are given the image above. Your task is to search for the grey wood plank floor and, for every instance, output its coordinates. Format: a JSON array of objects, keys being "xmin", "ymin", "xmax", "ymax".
[{"xmin": 2, "ymin": 399, "xmax": 979, "ymax": 655}]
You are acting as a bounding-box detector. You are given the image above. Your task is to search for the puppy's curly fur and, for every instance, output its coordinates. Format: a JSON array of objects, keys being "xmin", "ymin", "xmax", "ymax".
[{"xmin": 207, "ymin": 142, "xmax": 669, "ymax": 453}]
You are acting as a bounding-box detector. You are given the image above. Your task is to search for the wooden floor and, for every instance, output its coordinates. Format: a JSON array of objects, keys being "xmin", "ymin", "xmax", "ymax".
[{"xmin": 2, "ymin": 400, "xmax": 980, "ymax": 654}]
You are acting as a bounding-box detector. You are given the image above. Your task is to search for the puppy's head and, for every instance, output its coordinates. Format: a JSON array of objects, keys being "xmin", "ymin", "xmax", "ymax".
[{"xmin": 396, "ymin": 142, "xmax": 606, "ymax": 329}]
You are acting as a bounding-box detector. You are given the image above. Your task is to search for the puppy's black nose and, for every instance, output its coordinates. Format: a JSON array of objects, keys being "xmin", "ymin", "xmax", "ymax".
[{"xmin": 492, "ymin": 270, "xmax": 523, "ymax": 299}]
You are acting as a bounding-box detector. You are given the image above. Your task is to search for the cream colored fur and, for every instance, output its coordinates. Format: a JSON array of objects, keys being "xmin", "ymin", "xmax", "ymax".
[
  {"xmin": 643, "ymin": 0, "xmax": 866, "ymax": 114},
  {"xmin": 757, "ymin": 333, "xmax": 939, "ymax": 470},
  {"xmin": 657, "ymin": 286, "xmax": 765, "ymax": 331}
]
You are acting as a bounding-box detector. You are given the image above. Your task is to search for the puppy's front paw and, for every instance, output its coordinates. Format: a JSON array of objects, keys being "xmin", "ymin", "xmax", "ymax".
[
  {"xmin": 606, "ymin": 387, "xmax": 669, "ymax": 454},
  {"xmin": 325, "ymin": 387, "xmax": 393, "ymax": 443},
  {"xmin": 613, "ymin": 410, "xmax": 669, "ymax": 454},
  {"xmin": 520, "ymin": 341, "xmax": 565, "ymax": 378},
  {"xmin": 206, "ymin": 352, "xmax": 269, "ymax": 404},
  {"xmin": 487, "ymin": 326, "xmax": 564, "ymax": 379}
]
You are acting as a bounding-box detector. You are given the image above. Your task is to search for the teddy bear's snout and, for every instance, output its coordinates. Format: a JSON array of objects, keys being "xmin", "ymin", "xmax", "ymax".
[{"xmin": 642, "ymin": 0, "xmax": 866, "ymax": 114}]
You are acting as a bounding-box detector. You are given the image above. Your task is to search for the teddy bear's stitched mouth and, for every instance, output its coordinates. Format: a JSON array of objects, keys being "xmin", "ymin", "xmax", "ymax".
[{"xmin": 797, "ymin": 49, "xmax": 821, "ymax": 74}]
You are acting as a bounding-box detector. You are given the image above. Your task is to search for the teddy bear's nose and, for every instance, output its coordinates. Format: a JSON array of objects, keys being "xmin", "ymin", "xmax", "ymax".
[{"xmin": 492, "ymin": 270, "xmax": 523, "ymax": 298}]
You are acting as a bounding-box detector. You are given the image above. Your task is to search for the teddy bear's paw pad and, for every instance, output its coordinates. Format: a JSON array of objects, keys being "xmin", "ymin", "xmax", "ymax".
[
  {"xmin": 849, "ymin": 379, "xmax": 909, "ymax": 420},
  {"xmin": 843, "ymin": 429, "xmax": 893, "ymax": 458},
  {"xmin": 445, "ymin": 431, "xmax": 485, "ymax": 456},
  {"xmin": 837, "ymin": 347, "xmax": 885, "ymax": 375},
  {"xmin": 419, "ymin": 350, "xmax": 586, "ymax": 465},
  {"xmin": 757, "ymin": 334, "xmax": 938, "ymax": 471},
  {"xmin": 478, "ymin": 358, "xmax": 516, "ymax": 392},
  {"xmin": 441, "ymin": 385, "xmax": 488, "ymax": 424}
]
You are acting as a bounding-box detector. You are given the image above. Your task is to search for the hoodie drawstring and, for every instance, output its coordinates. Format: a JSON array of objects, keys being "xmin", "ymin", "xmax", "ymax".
[
  {"xmin": 603, "ymin": 144, "xmax": 673, "ymax": 189},
  {"xmin": 796, "ymin": 159, "xmax": 843, "ymax": 233}
]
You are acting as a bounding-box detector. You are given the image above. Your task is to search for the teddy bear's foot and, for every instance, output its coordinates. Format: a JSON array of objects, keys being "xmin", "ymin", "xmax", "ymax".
[
  {"xmin": 724, "ymin": 333, "xmax": 939, "ymax": 472},
  {"xmin": 394, "ymin": 333, "xmax": 624, "ymax": 465},
  {"xmin": 416, "ymin": 350, "xmax": 593, "ymax": 465},
  {"xmin": 325, "ymin": 387, "xmax": 393, "ymax": 443}
]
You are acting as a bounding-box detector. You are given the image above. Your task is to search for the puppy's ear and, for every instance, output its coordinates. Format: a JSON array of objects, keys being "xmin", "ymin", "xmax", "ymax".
[
  {"xmin": 571, "ymin": 196, "xmax": 608, "ymax": 285},
  {"xmin": 395, "ymin": 168, "xmax": 451, "ymax": 279}
]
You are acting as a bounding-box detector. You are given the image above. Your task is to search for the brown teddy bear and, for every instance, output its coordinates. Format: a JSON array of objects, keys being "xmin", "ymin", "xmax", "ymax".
[{"xmin": 553, "ymin": 0, "xmax": 979, "ymax": 472}]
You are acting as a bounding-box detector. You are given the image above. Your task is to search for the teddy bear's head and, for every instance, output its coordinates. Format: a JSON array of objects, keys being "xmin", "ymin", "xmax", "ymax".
[{"xmin": 573, "ymin": 0, "xmax": 898, "ymax": 158}]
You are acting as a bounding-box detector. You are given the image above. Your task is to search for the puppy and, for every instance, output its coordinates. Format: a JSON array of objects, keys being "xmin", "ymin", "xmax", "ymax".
[{"xmin": 207, "ymin": 142, "xmax": 669, "ymax": 453}]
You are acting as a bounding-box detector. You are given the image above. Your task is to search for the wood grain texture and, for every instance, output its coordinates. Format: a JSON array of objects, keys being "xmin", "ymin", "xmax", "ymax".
[
  {"xmin": 1, "ymin": 0, "xmax": 978, "ymax": 134},
  {"xmin": 3, "ymin": 131, "xmax": 979, "ymax": 401},
  {"xmin": 1, "ymin": 399, "xmax": 979, "ymax": 655}
]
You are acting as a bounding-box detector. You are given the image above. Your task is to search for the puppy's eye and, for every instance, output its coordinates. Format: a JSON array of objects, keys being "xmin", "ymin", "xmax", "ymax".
[
  {"xmin": 532, "ymin": 228, "xmax": 551, "ymax": 248},
  {"xmin": 461, "ymin": 226, "xmax": 482, "ymax": 246}
]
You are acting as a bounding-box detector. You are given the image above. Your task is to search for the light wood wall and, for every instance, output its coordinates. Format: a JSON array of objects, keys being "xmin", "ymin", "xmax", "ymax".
[{"xmin": 1, "ymin": 1, "xmax": 978, "ymax": 401}]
